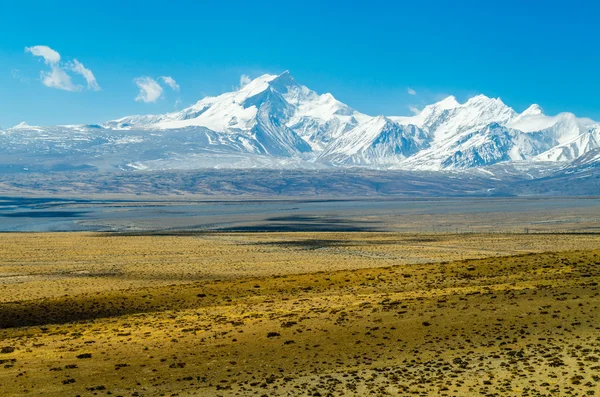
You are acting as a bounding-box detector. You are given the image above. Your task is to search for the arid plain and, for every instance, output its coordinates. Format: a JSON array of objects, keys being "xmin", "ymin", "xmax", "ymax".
[{"xmin": 0, "ymin": 232, "xmax": 599, "ymax": 396}]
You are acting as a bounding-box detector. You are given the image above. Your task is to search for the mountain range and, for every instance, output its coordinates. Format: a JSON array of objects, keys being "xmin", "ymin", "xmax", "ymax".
[{"xmin": 2, "ymin": 71, "xmax": 599, "ymax": 174}]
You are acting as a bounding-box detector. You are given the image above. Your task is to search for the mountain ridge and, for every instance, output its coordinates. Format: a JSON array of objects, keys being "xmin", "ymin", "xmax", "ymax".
[{"xmin": 4, "ymin": 71, "xmax": 600, "ymax": 173}]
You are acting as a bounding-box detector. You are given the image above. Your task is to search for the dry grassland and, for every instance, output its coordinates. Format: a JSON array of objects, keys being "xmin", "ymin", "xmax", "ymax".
[{"xmin": 0, "ymin": 232, "xmax": 599, "ymax": 396}]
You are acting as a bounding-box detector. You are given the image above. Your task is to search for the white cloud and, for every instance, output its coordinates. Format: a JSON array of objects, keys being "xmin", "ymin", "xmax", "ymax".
[
  {"xmin": 407, "ymin": 88, "xmax": 417, "ymax": 95},
  {"xmin": 25, "ymin": 45, "xmax": 60, "ymax": 65},
  {"xmin": 25, "ymin": 45, "xmax": 100, "ymax": 92},
  {"xmin": 408, "ymin": 105, "xmax": 421, "ymax": 115},
  {"xmin": 239, "ymin": 74, "xmax": 251, "ymax": 88},
  {"xmin": 160, "ymin": 76, "xmax": 180, "ymax": 91},
  {"xmin": 70, "ymin": 59, "xmax": 100, "ymax": 91},
  {"xmin": 41, "ymin": 65, "xmax": 81, "ymax": 92},
  {"xmin": 134, "ymin": 77, "xmax": 163, "ymax": 103},
  {"xmin": 135, "ymin": 76, "xmax": 180, "ymax": 104}
]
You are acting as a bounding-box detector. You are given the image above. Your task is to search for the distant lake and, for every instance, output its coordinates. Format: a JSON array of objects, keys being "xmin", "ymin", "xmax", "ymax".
[{"xmin": 1, "ymin": 196, "xmax": 600, "ymax": 233}]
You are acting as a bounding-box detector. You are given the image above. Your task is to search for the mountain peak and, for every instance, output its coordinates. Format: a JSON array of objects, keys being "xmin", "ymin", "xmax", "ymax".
[
  {"xmin": 11, "ymin": 121, "xmax": 34, "ymax": 129},
  {"xmin": 433, "ymin": 96, "xmax": 460, "ymax": 110},
  {"xmin": 241, "ymin": 73, "xmax": 278, "ymax": 89},
  {"xmin": 369, "ymin": 115, "xmax": 392, "ymax": 127},
  {"xmin": 521, "ymin": 104, "xmax": 544, "ymax": 117},
  {"xmin": 268, "ymin": 70, "xmax": 300, "ymax": 92},
  {"xmin": 238, "ymin": 71, "xmax": 294, "ymax": 91},
  {"xmin": 465, "ymin": 94, "xmax": 505, "ymax": 107},
  {"xmin": 271, "ymin": 70, "xmax": 293, "ymax": 82}
]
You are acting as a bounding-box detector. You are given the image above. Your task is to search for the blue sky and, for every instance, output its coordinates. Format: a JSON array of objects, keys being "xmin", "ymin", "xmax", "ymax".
[{"xmin": 1, "ymin": 0, "xmax": 599, "ymax": 127}]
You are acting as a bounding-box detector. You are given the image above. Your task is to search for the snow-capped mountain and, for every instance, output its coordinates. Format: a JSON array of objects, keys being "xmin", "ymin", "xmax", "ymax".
[
  {"xmin": 389, "ymin": 95, "xmax": 598, "ymax": 169},
  {"xmin": 563, "ymin": 147, "xmax": 600, "ymax": 171},
  {"xmin": 318, "ymin": 116, "xmax": 429, "ymax": 165},
  {"xmin": 104, "ymin": 71, "xmax": 369, "ymax": 155},
  {"xmin": 2, "ymin": 71, "xmax": 600, "ymax": 173},
  {"xmin": 392, "ymin": 94, "xmax": 517, "ymax": 142},
  {"xmin": 399, "ymin": 123, "xmax": 555, "ymax": 170},
  {"xmin": 510, "ymin": 111, "xmax": 599, "ymax": 162}
]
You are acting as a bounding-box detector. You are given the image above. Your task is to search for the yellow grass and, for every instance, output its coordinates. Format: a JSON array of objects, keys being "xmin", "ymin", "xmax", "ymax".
[{"xmin": 0, "ymin": 232, "xmax": 599, "ymax": 396}]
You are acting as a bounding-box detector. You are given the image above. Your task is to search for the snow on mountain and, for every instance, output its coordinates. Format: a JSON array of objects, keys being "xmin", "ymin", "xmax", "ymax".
[
  {"xmin": 390, "ymin": 96, "xmax": 459, "ymax": 130},
  {"xmin": 0, "ymin": 123, "xmax": 272, "ymax": 172},
  {"xmin": 140, "ymin": 73, "xmax": 277, "ymax": 131},
  {"xmin": 104, "ymin": 71, "xmax": 367, "ymax": 154},
  {"xmin": 506, "ymin": 105, "xmax": 599, "ymax": 162},
  {"xmin": 386, "ymin": 95, "xmax": 523, "ymax": 169},
  {"xmin": 509, "ymin": 110, "xmax": 586, "ymax": 141},
  {"xmin": 536, "ymin": 125, "xmax": 600, "ymax": 161},
  {"xmin": 520, "ymin": 104, "xmax": 544, "ymax": 117},
  {"xmin": 386, "ymin": 94, "xmax": 600, "ymax": 169},
  {"xmin": 393, "ymin": 94, "xmax": 517, "ymax": 143},
  {"xmin": 2, "ymin": 72, "xmax": 600, "ymax": 173},
  {"xmin": 244, "ymin": 84, "xmax": 312, "ymax": 156},
  {"xmin": 274, "ymin": 73, "xmax": 371, "ymax": 150},
  {"xmin": 318, "ymin": 116, "xmax": 428, "ymax": 166},
  {"xmin": 7, "ymin": 121, "xmax": 45, "ymax": 132},
  {"xmin": 565, "ymin": 147, "xmax": 600, "ymax": 170},
  {"xmin": 398, "ymin": 123, "xmax": 554, "ymax": 170}
]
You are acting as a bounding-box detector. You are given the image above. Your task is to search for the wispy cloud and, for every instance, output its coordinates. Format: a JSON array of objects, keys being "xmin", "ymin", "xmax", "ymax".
[
  {"xmin": 160, "ymin": 76, "xmax": 180, "ymax": 91},
  {"xmin": 408, "ymin": 105, "xmax": 421, "ymax": 115},
  {"xmin": 25, "ymin": 45, "xmax": 100, "ymax": 92},
  {"xmin": 239, "ymin": 74, "xmax": 252, "ymax": 88},
  {"xmin": 407, "ymin": 88, "xmax": 417, "ymax": 96},
  {"xmin": 134, "ymin": 77, "xmax": 163, "ymax": 103},
  {"xmin": 11, "ymin": 69, "xmax": 30, "ymax": 84},
  {"xmin": 70, "ymin": 60, "xmax": 100, "ymax": 91}
]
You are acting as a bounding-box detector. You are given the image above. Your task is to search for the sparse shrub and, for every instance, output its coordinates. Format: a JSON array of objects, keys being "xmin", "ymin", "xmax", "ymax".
[{"xmin": 0, "ymin": 346, "xmax": 15, "ymax": 354}]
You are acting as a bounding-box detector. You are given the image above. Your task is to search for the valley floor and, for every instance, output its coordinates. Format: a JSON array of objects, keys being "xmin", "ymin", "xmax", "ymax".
[{"xmin": 0, "ymin": 232, "xmax": 599, "ymax": 396}]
